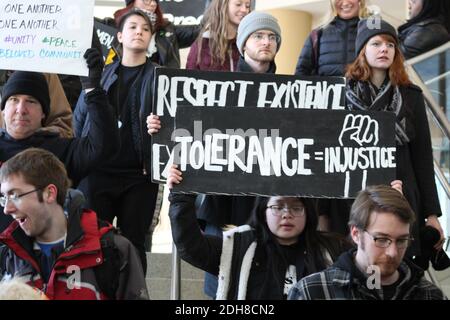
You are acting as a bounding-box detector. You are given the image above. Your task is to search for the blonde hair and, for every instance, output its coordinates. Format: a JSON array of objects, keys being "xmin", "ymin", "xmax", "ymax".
[
  {"xmin": 317, "ymin": 0, "xmax": 370, "ymax": 27},
  {"xmin": 196, "ymin": 0, "xmax": 251, "ymax": 67},
  {"xmin": 0, "ymin": 278, "xmax": 48, "ymax": 300},
  {"xmin": 330, "ymin": 0, "xmax": 370, "ymax": 18}
]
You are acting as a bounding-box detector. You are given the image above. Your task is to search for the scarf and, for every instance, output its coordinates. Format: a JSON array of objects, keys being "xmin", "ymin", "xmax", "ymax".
[{"xmin": 346, "ymin": 79, "xmax": 410, "ymax": 145}]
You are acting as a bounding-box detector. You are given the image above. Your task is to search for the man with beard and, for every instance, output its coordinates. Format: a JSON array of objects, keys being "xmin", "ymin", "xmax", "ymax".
[
  {"xmin": 235, "ymin": 10, "xmax": 281, "ymax": 73},
  {"xmin": 288, "ymin": 185, "xmax": 447, "ymax": 300},
  {"xmin": 188, "ymin": 10, "xmax": 282, "ymax": 298}
]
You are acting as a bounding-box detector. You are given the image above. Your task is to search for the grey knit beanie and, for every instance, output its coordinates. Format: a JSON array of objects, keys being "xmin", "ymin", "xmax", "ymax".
[
  {"xmin": 236, "ymin": 11, "xmax": 282, "ymax": 56},
  {"xmin": 355, "ymin": 18, "xmax": 398, "ymax": 55}
]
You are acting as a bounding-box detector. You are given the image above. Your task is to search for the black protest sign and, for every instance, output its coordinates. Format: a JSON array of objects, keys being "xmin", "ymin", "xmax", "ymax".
[
  {"xmin": 172, "ymin": 106, "xmax": 396, "ymax": 198},
  {"xmin": 94, "ymin": 18, "xmax": 116, "ymax": 59},
  {"xmin": 160, "ymin": 0, "xmax": 207, "ymax": 25},
  {"xmin": 151, "ymin": 68, "xmax": 346, "ymax": 183}
]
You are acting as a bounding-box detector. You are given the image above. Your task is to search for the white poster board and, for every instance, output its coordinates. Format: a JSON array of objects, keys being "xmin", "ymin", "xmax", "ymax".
[{"xmin": 0, "ymin": 0, "xmax": 94, "ymax": 76}]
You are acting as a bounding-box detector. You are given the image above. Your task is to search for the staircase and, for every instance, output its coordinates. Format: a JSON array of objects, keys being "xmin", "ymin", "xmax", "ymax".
[{"xmin": 146, "ymin": 252, "xmax": 210, "ymax": 300}]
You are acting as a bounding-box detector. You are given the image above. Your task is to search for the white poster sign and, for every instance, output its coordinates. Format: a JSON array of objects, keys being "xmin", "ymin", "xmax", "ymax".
[{"xmin": 0, "ymin": 0, "xmax": 94, "ymax": 76}]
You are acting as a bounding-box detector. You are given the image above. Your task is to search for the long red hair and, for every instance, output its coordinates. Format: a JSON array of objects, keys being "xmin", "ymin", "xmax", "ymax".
[{"xmin": 345, "ymin": 34, "xmax": 411, "ymax": 87}]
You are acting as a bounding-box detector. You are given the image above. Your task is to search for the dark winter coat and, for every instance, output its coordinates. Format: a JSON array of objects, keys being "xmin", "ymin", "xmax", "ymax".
[
  {"xmin": 295, "ymin": 17, "xmax": 359, "ymax": 76},
  {"xmin": 74, "ymin": 59, "xmax": 156, "ymax": 176},
  {"xmin": 0, "ymin": 88, "xmax": 116, "ymax": 183},
  {"xmin": 398, "ymin": 17, "xmax": 449, "ymax": 60},
  {"xmin": 0, "ymin": 207, "xmax": 148, "ymax": 300},
  {"xmin": 393, "ymin": 85, "xmax": 442, "ymax": 254}
]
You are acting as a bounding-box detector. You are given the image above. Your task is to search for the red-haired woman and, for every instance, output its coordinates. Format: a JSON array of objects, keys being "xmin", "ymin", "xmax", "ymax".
[
  {"xmin": 112, "ymin": 0, "xmax": 199, "ymax": 68},
  {"xmin": 345, "ymin": 18, "xmax": 445, "ymax": 265}
]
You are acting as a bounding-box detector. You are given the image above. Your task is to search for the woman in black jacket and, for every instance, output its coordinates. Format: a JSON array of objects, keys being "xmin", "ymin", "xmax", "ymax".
[
  {"xmin": 345, "ymin": 19, "xmax": 445, "ymax": 259},
  {"xmin": 75, "ymin": 10, "xmax": 159, "ymax": 273},
  {"xmin": 112, "ymin": 0, "xmax": 199, "ymax": 68},
  {"xmin": 167, "ymin": 165, "xmax": 349, "ymax": 300},
  {"xmin": 295, "ymin": 0, "xmax": 370, "ymax": 76},
  {"xmin": 398, "ymin": 0, "xmax": 449, "ymax": 60}
]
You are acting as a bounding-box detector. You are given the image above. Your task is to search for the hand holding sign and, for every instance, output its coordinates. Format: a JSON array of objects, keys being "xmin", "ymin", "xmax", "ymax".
[
  {"xmin": 147, "ymin": 113, "xmax": 161, "ymax": 135},
  {"xmin": 167, "ymin": 164, "xmax": 182, "ymax": 190},
  {"xmin": 80, "ymin": 48, "xmax": 104, "ymax": 90},
  {"xmin": 0, "ymin": 0, "xmax": 94, "ymax": 75},
  {"xmin": 338, "ymin": 114, "xmax": 379, "ymax": 147}
]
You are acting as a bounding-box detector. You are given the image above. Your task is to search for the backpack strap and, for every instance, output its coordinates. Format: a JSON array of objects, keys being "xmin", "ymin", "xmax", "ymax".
[
  {"xmin": 310, "ymin": 27, "xmax": 322, "ymax": 75},
  {"xmin": 94, "ymin": 224, "xmax": 121, "ymax": 300}
]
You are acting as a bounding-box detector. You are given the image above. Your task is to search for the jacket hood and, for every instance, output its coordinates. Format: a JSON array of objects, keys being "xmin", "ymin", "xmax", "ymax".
[
  {"xmin": 333, "ymin": 249, "xmax": 425, "ymax": 289},
  {"xmin": 333, "ymin": 249, "xmax": 368, "ymax": 283},
  {"xmin": 237, "ymin": 55, "xmax": 277, "ymax": 74}
]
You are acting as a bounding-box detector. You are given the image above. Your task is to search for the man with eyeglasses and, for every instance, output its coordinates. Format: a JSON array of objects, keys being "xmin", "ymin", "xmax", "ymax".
[
  {"xmin": 288, "ymin": 185, "xmax": 447, "ymax": 300},
  {"xmin": 236, "ymin": 11, "xmax": 281, "ymax": 73},
  {"xmin": 0, "ymin": 50, "xmax": 118, "ymax": 232},
  {"xmin": 0, "ymin": 148, "xmax": 148, "ymax": 300}
]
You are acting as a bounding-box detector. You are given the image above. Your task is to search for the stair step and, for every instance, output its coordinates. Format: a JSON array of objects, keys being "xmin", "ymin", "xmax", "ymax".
[{"xmin": 146, "ymin": 252, "xmax": 210, "ymax": 300}]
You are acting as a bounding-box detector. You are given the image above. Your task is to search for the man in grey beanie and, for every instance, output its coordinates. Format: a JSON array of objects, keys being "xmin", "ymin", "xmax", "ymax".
[
  {"xmin": 194, "ymin": 10, "xmax": 283, "ymax": 300},
  {"xmin": 236, "ymin": 11, "xmax": 282, "ymax": 73}
]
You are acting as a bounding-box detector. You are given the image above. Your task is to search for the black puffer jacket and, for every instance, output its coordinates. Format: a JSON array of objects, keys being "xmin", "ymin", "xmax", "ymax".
[
  {"xmin": 398, "ymin": 17, "xmax": 449, "ymax": 60},
  {"xmin": 295, "ymin": 17, "xmax": 359, "ymax": 76}
]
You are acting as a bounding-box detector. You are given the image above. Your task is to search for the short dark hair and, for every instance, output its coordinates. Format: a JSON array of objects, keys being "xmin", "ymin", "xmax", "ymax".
[
  {"xmin": 349, "ymin": 185, "xmax": 415, "ymax": 230},
  {"xmin": 0, "ymin": 148, "xmax": 71, "ymax": 207},
  {"xmin": 117, "ymin": 8, "xmax": 153, "ymax": 34}
]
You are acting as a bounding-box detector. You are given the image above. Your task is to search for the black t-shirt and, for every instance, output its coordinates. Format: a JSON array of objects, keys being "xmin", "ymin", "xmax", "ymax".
[
  {"xmin": 246, "ymin": 242, "xmax": 306, "ymax": 300},
  {"xmin": 382, "ymin": 270, "xmax": 405, "ymax": 300},
  {"xmin": 103, "ymin": 64, "xmax": 145, "ymax": 176}
]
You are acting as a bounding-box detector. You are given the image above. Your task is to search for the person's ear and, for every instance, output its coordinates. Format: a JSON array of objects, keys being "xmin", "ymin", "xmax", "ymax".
[
  {"xmin": 117, "ymin": 32, "xmax": 123, "ymax": 44},
  {"xmin": 44, "ymin": 184, "xmax": 58, "ymax": 203},
  {"xmin": 350, "ymin": 225, "xmax": 361, "ymax": 245}
]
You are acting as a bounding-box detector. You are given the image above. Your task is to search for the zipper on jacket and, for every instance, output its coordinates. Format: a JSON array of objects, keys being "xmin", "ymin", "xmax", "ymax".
[
  {"xmin": 343, "ymin": 21, "xmax": 349, "ymax": 67},
  {"xmin": 228, "ymin": 50, "xmax": 234, "ymax": 72}
]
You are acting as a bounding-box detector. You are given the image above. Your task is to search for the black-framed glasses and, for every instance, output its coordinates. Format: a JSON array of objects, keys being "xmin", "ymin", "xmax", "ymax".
[
  {"xmin": 364, "ymin": 230, "xmax": 413, "ymax": 249},
  {"xmin": 267, "ymin": 205, "xmax": 305, "ymax": 217},
  {"xmin": 0, "ymin": 188, "xmax": 42, "ymax": 207}
]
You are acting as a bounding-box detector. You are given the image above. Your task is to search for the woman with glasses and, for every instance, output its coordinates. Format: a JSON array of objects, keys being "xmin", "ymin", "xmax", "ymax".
[
  {"xmin": 167, "ymin": 165, "xmax": 350, "ymax": 300},
  {"xmin": 344, "ymin": 19, "xmax": 444, "ymax": 268}
]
